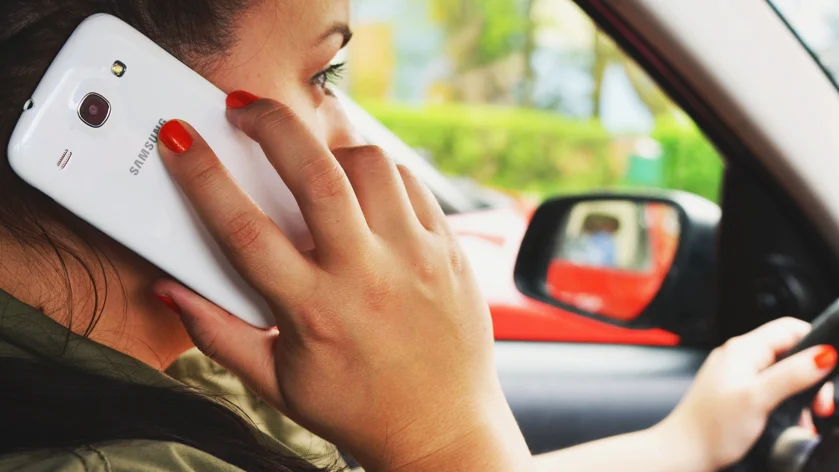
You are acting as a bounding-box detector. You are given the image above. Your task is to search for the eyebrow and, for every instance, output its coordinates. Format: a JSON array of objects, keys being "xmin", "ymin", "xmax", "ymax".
[{"xmin": 320, "ymin": 23, "xmax": 353, "ymax": 49}]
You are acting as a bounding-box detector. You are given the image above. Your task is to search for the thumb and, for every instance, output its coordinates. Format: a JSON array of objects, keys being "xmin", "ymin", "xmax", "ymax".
[
  {"xmin": 759, "ymin": 345, "xmax": 838, "ymax": 411},
  {"xmin": 153, "ymin": 279, "xmax": 284, "ymax": 407}
]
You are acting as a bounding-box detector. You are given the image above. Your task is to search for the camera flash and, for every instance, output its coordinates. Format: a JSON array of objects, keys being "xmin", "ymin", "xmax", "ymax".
[{"xmin": 111, "ymin": 61, "xmax": 127, "ymax": 78}]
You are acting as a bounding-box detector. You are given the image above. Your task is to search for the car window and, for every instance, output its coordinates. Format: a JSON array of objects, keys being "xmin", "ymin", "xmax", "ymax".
[
  {"xmin": 769, "ymin": 0, "xmax": 839, "ymax": 89},
  {"xmin": 343, "ymin": 0, "xmax": 723, "ymax": 345},
  {"xmin": 345, "ymin": 0, "xmax": 723, "ymax": 206}
]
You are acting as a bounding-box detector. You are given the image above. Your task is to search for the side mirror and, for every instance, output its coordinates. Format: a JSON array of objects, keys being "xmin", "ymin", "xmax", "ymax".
[{"xmin": 514, "ymin": 191, "xmax": 720, "ymax": 343}]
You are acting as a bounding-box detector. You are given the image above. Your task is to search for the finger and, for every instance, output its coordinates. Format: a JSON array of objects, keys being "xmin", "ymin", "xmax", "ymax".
[
  {"xmin": 396, "ymin": 164, "xmax": 450, "ymax": 234},
  {"xmin": 813, "ymin": 382, "xmax": 835, "ymax": 418},
  {"xmin": 729, "ymin": 317, "xmax": 812, "ymax": 371},
  {"xmin": 153, "ymin": 280, "xmax": 286, "ymax": 410},
  {"xmin": 226, "ymin": 98, "xmax": 370, "ymax": 264},
  {"xmin": 759, "ymin": 345, "xmax": 838, "ymax": 411},
  {"xmin": 799, "ymin": 409, "xmax": 816, "ymax": 434},
  {"xmin": 158, "ymin": 120, "xmax": 311, "ymax": 306},
  {"xmin": 333, "ymin": 146, "xmax": 421, "ymax": 236}
]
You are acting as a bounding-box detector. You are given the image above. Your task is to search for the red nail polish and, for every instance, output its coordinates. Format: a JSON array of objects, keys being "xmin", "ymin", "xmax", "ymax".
[
  {"xmin": 815, "ymin": 346, "xmax": 837, "ymax": 369},
  {"xmin": 156, "ymin": 294, "xmax": 183, "ymax": 316},
  {"xmin": 159, "ymin": 121, "xmax": 193, "ymax": 154},
  {"xmin": 226, "ymin": 90, "xmax": 260, "ymax": 109},
  {"xmin": 826, "ymin": 401, "xmax": 836, "ymax": 417}
]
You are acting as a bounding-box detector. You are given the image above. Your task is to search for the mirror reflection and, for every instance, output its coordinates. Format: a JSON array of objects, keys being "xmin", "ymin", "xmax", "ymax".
[{"xmin": 546, "ymin": 200, "xmax": 681, "ymax": 322}]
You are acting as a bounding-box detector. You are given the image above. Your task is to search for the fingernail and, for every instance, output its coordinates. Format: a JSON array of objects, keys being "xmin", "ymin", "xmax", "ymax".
[
  {"xmin": 159, "ymin": 121, "xmax": 193, "ymax": 154},
  {"xmin": 827, "ymin": 401, "xmax": 836, "ymax": 417},
  {"xmin": 226, "ymin": 90, "xmax": 260, "ymax": 109},
  {"xmin": 815, "ymin": 346, "xmax": 838, "ymax": 369},
  {"xmin": 156, "ymin": 294, "xmax": 183, "ymax": 316}
]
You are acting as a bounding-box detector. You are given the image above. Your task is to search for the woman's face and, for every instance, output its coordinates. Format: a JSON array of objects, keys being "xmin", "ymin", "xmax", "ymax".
[{"xmin": 207, "ymin": 0, "xmax": 358, "ymax": 150}]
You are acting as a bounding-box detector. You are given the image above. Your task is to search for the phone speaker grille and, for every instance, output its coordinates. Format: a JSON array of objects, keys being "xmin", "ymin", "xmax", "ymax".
[{"xmin": 56, "ymin": 149, "xmax": 73, "ymax": 170}]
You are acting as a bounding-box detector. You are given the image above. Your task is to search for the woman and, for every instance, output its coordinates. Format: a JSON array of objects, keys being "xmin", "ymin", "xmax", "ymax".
[{"xmin": 0, "ymin": 1, "xmax": 835, "ymax": 471}]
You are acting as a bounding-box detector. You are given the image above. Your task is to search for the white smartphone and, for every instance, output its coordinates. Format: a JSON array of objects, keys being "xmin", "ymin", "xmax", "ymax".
[{"xmin": 7, "ymin": 13, "xmax": 313, "ymax": 329}]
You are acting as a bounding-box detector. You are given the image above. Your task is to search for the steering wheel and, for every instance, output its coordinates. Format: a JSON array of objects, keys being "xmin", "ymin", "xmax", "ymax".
[{"xmin": 733, "ymin": 300, "xmax": 839, "ymax": 472}]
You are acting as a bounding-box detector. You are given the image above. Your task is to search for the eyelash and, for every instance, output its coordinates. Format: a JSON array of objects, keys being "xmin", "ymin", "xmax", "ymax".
[{"xmin": 311, "ymin": 62, "xmax": 346, "ymax": 92}]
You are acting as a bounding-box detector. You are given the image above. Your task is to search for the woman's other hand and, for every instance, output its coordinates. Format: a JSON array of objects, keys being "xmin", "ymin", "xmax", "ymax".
[
  {"xmin": 153, "ymin": 95, "xmax": 532, "ymax": 472},
  {"xmin": 660, "ymin": 317, "xmax": 836, "ymax": 471}
]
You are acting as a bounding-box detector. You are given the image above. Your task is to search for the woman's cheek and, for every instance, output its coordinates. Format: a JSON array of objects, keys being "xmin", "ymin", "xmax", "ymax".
[
  {"xmin": 287, "ymin": 94, "xmax": 330, "ymax": 143},
  {"xmin": 259, "ymin": 83, "xmax": 323, "ymax": 137},
  {"xmin": 320, "ymin": 97, "xmax": 365, "ymax": 149}
]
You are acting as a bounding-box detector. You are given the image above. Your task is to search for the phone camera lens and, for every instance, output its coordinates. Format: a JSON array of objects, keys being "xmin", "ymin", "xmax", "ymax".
[{"xmin": 78, "ymin": 93, "xmax": 111, "ymax": 128}]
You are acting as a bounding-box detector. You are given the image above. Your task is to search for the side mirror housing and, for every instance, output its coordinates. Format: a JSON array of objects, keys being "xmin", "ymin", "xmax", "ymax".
[{"xmin": 514, "ymin": 191, "xmax": 719, "ymax": 343}]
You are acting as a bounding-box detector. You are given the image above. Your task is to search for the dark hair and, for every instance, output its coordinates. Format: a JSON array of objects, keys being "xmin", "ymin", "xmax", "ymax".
[
  {"xmin": 582, "ymin": 214, "xmax": 620, "ymax": 234},
  {"xmin": 0, "ymin": 2, "xmax": 336, "ymax": 471}
]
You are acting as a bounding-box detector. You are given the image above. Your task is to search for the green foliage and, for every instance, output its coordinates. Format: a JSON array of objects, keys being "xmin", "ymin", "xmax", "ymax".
[
  {"xmin": 654, "ymin": 118, "xmax": 724, "ymax": 202},
  {"xmin": 362, "ymin": 101, "xmax": 724, "ymax": 202},
  {"xmin": 474, "ymin": 0, "xmax": 529, "ymax": 66}
]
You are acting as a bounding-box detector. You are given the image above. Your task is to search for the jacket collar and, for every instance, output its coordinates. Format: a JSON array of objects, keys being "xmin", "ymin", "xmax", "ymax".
[{"xmin": 0, "ymin": 289, "xmax": 179, "ymax": 388}]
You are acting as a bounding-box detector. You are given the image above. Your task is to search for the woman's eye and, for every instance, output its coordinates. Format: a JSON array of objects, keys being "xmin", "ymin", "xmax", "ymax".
[{"xmin": 311, "ymin": 62, "xmax": 346, "ymax": 92}]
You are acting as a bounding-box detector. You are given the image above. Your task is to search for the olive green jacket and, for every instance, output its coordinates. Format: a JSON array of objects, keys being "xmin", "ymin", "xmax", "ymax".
[{"xmin": 0, "ymin": 290, "xmax": 347, "ymax": 471}]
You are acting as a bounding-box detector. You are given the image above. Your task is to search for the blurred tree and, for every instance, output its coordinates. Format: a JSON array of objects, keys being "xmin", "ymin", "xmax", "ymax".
[
  {"xmin": 590, "ymin": 31, "xmax": 676, "ymax": 119},
  {"xmin": 430, "ymin": 0, "xmax": 538, "ymax": 105},
  {"xmin": 522, "ymin": 0, "xmax": 537, "ymax": 106},
  {"xmin": 423, "ymin": 0, "xmax": 677, "ymax": 115},
  {"xmin": 430, "ymin": 0, "xmax": 528, "ymax": 70},
  {"xmin": 591, "ymin": 31, "xmax": 609, "ymax": 118}
]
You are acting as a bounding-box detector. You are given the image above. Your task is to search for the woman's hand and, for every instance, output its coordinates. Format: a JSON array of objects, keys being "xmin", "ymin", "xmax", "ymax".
[
  {"xmin": 659, "ymin": 317, "xmax": 837, "ymax": 471},
  {"xmin": 152, "ymin": 95, "xmax": 532, "ymax": 472}
]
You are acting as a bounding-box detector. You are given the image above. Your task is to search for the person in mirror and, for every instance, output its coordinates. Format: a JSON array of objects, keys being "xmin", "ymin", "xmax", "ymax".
[
  {"xmin": 563, "ymin": 213, "xmax": 620, "ymax": 268},
  {"xmin": 0, "ymin": 2, "xmax": 835, "ymax": 471}
]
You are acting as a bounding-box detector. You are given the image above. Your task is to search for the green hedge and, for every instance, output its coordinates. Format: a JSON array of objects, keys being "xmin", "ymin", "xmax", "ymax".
[
  {"xmin": 362, "ymin": 102, "xmax": 723, "ymax": 202},
  {"xmin": 654, "ymin": 118, "xmax": 724, "ymax": 202}
]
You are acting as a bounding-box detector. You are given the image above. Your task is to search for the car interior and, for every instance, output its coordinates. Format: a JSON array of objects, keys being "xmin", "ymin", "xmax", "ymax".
[
  {"xmin": 497, "ymin": 1, "xmax": 839, "ymax": 470},
  {"xmin": 5, "ymin": 0, "xmax": 839, "ymax": 470}
]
